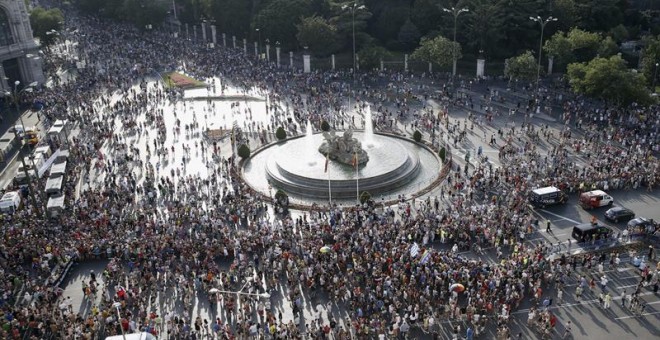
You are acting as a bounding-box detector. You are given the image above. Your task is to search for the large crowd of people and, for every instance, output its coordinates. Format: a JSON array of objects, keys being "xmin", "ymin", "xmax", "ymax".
[{"xmin": 0, "ymin": 3, "xmax": 659, "ymax": 340}]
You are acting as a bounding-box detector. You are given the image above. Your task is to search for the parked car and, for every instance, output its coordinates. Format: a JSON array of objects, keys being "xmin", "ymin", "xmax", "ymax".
[
  {"xmin": 572, "ymin": 223, "xmax": 613, "ymax": 242},
  {"xmin": 604, "ymin": 206, "xmax": 635, "ymax": 223},
  {"xmin": 627, "ymin": 217, "xmax": 657, "ymax": 233}
]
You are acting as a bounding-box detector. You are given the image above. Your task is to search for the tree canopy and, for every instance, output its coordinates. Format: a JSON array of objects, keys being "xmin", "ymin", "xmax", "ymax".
[
  {"xmin": 504, "ymin": 50, "xmax": 537, "ymax": 84},
  {"xmin": 29, "ymin": 7, "xmax": 64, "ymax": 47},
  {"xmin": 411, "ymin": 35, "xmax": 460, "ymax": 68},
  {"xmin": 567, "ymin": 55, "xmax": 654, "ymax": 107}
]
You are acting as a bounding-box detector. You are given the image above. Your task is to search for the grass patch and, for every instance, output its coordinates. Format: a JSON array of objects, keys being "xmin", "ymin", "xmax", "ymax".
[{"xmin": 161, "ymin": 72, "xmax": 206, "ymax": 89}]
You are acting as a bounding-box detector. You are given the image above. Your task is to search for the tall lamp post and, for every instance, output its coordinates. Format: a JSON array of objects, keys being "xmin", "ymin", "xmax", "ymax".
[
  {"xmin": 111, "ymin": 302, "xmax": 128, "ymax": 340},
  {"xmin": 530, "ymin": 15, "xmax": 557, "ymax": 93},
  {"xmin": 5, "ymin": 80, "xmax": 42, "ymax": 218},
  {"xmin": 255, "ymin": 28, "xmax": 261, "ymax": 56},
  {"xmin": 342, "ymin": 3, "xmax": 365, "ymax": 76},
  {"xmin": 653, "ymin": 62, "xmax": 659, "ymax": 92},
  {"xmin": 442, "ymin": 6, "xmax": 469, "ymax": 79}
]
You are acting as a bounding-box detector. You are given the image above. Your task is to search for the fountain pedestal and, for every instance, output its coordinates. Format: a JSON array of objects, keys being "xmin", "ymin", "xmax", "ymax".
[{"xmin": 318, "ymin": 129, "xmax": 369, "ymax": 166}]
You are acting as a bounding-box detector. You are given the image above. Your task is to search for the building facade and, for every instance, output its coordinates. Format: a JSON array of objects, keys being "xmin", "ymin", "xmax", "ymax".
[{"xmin": 0, "ymin": 0, "xmax": 45, "ymax": 92}]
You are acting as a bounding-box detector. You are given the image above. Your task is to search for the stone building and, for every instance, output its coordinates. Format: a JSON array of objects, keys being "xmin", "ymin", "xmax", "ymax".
[{"xmin": 0, "ymin": 0, "xmax": 45, "ymax": 92}]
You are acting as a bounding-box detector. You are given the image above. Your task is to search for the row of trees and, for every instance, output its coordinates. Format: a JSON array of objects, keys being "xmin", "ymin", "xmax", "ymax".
[{"xmin": 71, "ymin": 0, "xmax": 660, "ymax": 59}]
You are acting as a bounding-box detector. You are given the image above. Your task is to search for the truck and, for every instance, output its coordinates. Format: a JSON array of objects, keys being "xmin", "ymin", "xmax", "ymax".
[{"xmin": 579, "ymin": 190, "xmax": 614, "ymax": 210}]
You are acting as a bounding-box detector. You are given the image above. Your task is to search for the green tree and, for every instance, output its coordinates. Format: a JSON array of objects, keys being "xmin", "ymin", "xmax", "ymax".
[
  {"xmin": 397, "ymin": 19, "xmax": 421, "ymax": 51},
  {"xmin": 608, "ymin": 24, "xmax": 629, "ymax": 43},
  {"xmin": 275, "ymin": 126, "xmax": 287, "ymax": 140},
  {"xmin": 575, "ymin": 0, "xmax": 624, "ymax": 33},
  {"xmin": 296, "ymin": 15, "xmax": 339, "ymax": 56},
  {"xmin": 329, "ymin": 2, "xmax": 372, "ymax": 52},
  {"xmin": 567, "ymin": 55, "xmax": 654, "ymax": 107},
  {"xmin": 320, "ymin": 120, "xmax": 330, "ymax": 131},
  {"xmin": 411, "ymin": 35, "xmax": 460, "ymax": 69},
  {"xmin": 410, "ymin": 0, "xmax": 443, "ymax": 36},
  {"xmin": 544, "ymin": 31, "xmax": 574, "ymax": 69},
  {"xmin": 598, "ymin": 36, "xmax": 618, "ymax": 57},
  {"xmin": 237, "ymin": 144, "xmax": 251, "ymax": 159},
  {"xmin": 640, "ymin": 35, "xmax": 660, "ymax": 85},
  {"xmin": 359, "ymin": 191, "xmax": 372, "ymax": 204},
  {"xmin": 463, "ymin": 0, "xmax": 504, "ymax": 58},
  {"xmin": 552, "ymin": 0, "xmax": 579, "ymax": 31},
  {"xmin": 252, "ymin": 0, "xmax": 313, "ymax": 50},
  {"xmin": 567, "ymin": 28, "xmax": 601, "ymax": 62},
  {"xmin": 29, "ymin": 7, "xmax": 64, "ymax": 47},
  {"xmin": 357, "ymin": 45, "xmax": 391, "ymax": 70},
  {"xmin": 439, "ymin": 146, "xmax": 446, "ymax": 164},
  {"xmin": 412, "ymin": 130, "xmax": 422, "ymax": 142},
  {"xmin": 504, "ymin": 51, "xmax": 537, "ymax": 85}
]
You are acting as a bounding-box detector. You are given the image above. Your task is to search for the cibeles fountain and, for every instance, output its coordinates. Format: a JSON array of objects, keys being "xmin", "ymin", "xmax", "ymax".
[{"xmin": 242, "ymin": 107, "xmax": 443, "ymax": 203}]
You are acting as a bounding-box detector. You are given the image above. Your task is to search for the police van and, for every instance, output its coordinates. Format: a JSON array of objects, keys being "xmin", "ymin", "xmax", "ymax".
[{"xmin": 529, "ymin": 186, "xmax": 567, "ymax": 208}]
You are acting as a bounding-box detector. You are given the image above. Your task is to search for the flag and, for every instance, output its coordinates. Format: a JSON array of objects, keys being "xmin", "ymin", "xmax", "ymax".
[
  {"xmin": 409, "ymin": 243, "xmax": 420, "ymax": 257},
  {"xmin": 324, "ymin": 153, "xmax": 329, "ymax": 173},
  {"xmin": 420, "ymin": 250, "xmax": 431, "ymax": 264}
]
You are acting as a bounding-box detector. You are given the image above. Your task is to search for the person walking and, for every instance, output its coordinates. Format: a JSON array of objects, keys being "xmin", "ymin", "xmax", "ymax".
[
  {"xmin": 557, "ymin": 289, "xmax": 563, "ymax": 306},
  {"xmin": 621, "ymin": 290, "xmax": 627, "ymax": 308},
  {"xmin": 563, "ymin": 320, "xmax": 572, "ymax": 339},
  {"xmin": 546, "ymin": 220, "xmax": 552, "ymax": 233},
  {"xmin": 604, "ymin": 292, "xmax": 612, "ymax": 309}
]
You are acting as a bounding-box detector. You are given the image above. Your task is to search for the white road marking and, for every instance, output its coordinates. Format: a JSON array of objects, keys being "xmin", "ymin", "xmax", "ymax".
[{"xmin": 539, "ymin": 209, "xmax": 581, "ymax": 224}]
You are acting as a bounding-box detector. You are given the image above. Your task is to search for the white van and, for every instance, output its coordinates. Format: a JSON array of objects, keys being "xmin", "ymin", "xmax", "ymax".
[
  {"xmin": 15, "ymin": 153, "xmax": 46, "ymax": 180},
  {"xmin": 0, "ymin": 191, "xmax": 22, "ymax": 214},
  {"xmin": 47, "ymin": 194, "xmax": 65, "ymax": 219},
  {"xmin": 105, "ymin": 332, "xmax": 157, "ymax": 340}
]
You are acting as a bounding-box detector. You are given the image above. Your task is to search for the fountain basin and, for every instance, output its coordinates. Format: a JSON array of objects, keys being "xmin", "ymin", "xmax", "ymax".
[{"xmin": 242, "ymin": 132, "xmax": 441, "ymax": 202}]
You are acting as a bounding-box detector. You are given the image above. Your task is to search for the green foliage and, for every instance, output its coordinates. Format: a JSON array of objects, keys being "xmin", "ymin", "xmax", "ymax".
[
  {"xmin": 545, "ymin": 28, "xmax": 605, "ymax": 71},
  {"xmin": 598, "ymin": 36, "xmax": 618, "ymax": 57},
  {"xmin": 567, "ymin": 28, "xmax": 601, "ymax": 62},
  {"xmin": 544, "ymin": 31, "xmax": 574, "ymax": 67},
  {"xmin": 504, "ymin": 51, "xmax": 537, "ymax": 83},
  {"xmin": 575, "ymin": 0, "xmax": 624, "ymax": 33},
  {"xmin": 411, "ymin": 35, "xmax": 460, "ymax": 68},
  {"xmin": 463, "ymin": 0, "xmax": 504, "ymax": 58},
  {"xmin": 275, "ymin": 126, "xmax": 287, "ymax": 140},
  {"xmin": 359, "ymin": 191, "xmax": 371, "ymax": 204},
  {"xmin": 397, "ymin": 19, "xmax": 421, "ymax": 51},
  {"xmin": 552, "ymin": 0, "xmax": 578, "ymax": 31},
  {"xmin": 357, "ymin": 45, "xmax": 391, "ymax": 70},
  {"xmin": 74, "ymin": 0, "xmax": 167, "ymax": 28},
  {"xmin": 320, "ymin": 120, "xmax": 330, "ymax": 132},
  {"xmin": 296, "ymin": 16, "xmax": 339, "ymax": 57},
  {"xmin": 237, "ymin": 144, "xmax": 251, "ymax": 159},
  {"xmin": 274, "ymin": 189, "xmax": 289, "ymax": 206},
  {"xmin": 608, "ymin": 24, "xmax": 629, "ymax": 43},
  {"xmin": 439, "ymin": 146, "xmax": 446, "ymax": 164},
  {"xmin": 567, "ymin": 55, "xmax": 654, "ymax": 107},
  {"xmin": 29, "ymin": 7, "xmax": 64, "ymax": 48},
  {"xmin": 412, "ymin": 130, "xmax": 422, "ymax": 143},
  {"xmin": 371, "ymin": 4, "xmax": 408, "ymax": 46},
  {"xmin": 252, "ymin": 0, "xmax": 313, "ymax": 50},
  {"xmin": 640, "ymin": 35, "xmax": 660, "ymax": 86}
]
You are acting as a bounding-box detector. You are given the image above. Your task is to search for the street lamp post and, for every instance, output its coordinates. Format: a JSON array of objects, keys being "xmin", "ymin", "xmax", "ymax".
[
  {"xmin": 653, "ymin": 62, "xmax": 659, "ymax": 92},
  {"xmin": 442, "ymin": 6, "xmax": 469, "ymax": 79},
  {"xmin": 342, "ymin": 3, "xmax": 366, "ymax": 76},
  {"xmin": 255, "ymin": 28, "xmax": 261, "ymax": 56},
  {"xmin": 530, "ymin": 15, "xmax": 558, "ymax": 93},
  {"xmin": 112, "ymin": 302, "xmax": 128, "ymax": 340},
  {"xmin": 5, "ymin": 80, "xmax": 42, "ymax": 218}
]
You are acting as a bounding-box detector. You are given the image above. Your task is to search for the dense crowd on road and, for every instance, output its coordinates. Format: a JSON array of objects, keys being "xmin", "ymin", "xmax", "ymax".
[{"xmin": 0, "ymin": 3, "xmax": 659, "ymax": 340}]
